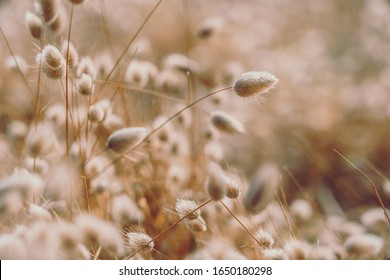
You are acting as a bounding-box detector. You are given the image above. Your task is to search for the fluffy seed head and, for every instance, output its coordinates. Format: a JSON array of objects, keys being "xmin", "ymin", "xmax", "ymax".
[
  {"xmin": 290, "ymin": 199, "xmax": 313, "ymax": 222},
  {"xmin": 185, "ymin": 216, "xmax": 207, "ymax": 232},
  {"xmin": 206, "ymin": 162, "xmax": 226, "ymax": 200},
  {"xmin": 162, "ymin": 53, "xmax": 200, "ymax": 74},
  {"xmin": 101, "ymin": 114, "xmax": 125, "ymax": 134},
  {"xmin": 48, "ymin": 7, "xmax": 66, "ymax": 34},
  {"xmin": 0, "ymin": 234, "xmax": 26, "ymax": 259},
  {"xmin": 6, "ymin": 120, "xmax": 28, "ymax": 140},
  {"xmin": 344, "ymin": 234, "xmax": 384, "ymax": 258},
  {"xmin": 88, "ymin": 99, "xmax": 111, "ymax": 123},
  {"xmin": 37, "ymin": 0, "xmax": 60, "ymax": 23},
  {"xmin": 5, "ymin": 55, "xmax": 28, "ymax": 75},
  {"xmin": 77, "ymin": 56, "xmax": 95, "ymax": 77},
  {"xmin": 61, "ymin": 40, "xmax": 79, "ymax": 69},
  {"xmin": 0, "ymin": 169, "xmax": 44, "ymax": 216},
  {"xmin": 360, "ymin": 207, "xmax": 389, "ymax": 233},
  {"xmin": 124, "ymin": 60, "xmax": 151, "ymax": 87},
  {"xmin": 37, "ymin": 45, "xmax": 65, "ymax": 79},
  {"xmin": 175, "ymin": 199, "xmax": 201, "ymax": 220},
  {"xmin": 211, "ymin": 110, "xmax": 246, "ymax": 134},
  {"xmin": 127, "ymin": 232, "xmax": 154, "ymax": 253},
  {"xmin": 106, "ymin": 127, "xmax": 148, "ymax": 154},
  {"xmin": 283, "ymin": 239, "xmax": 310, "ymax": 260},
  {"xmin": 25, "ymin": 122, "xmax": 56, "ymax": 156},
  {"xmin": 256, "ymin": 229, "xmax": 274, "ymax": 250},
  {"xmin": 75, "ymin": 213, "xmax": 124, "ymax": 257},
  {"xmin": 68, "ymin": 0, "xmax": 88, "ymax": 4},
  {"xmin": 45, "ymin": 103, "xmax": 66, "ymax": 128},
  {"xmin": 77, "ymin": 74, "xmax": 94, "ymax": 95},
  {"xmin": 25, "ymin": 11, "xmax": 43, "ymax": 39},
  {"xmin": 244, "ymin": 164, "xmax": 279, "ymax": 214},
  {"xmin": 95, "ymin": 52, "xmax": 113, "ymax": 78},
  {"xmin": 262, "ymin": 248, "xmax": 287, "ymax": 260},
  {"xmin": 110, "ymin": 194, "xmax": 144, "ymax": 226},
  {"xmin": 233, "ymin": 71, "xmax": 278, "ymax": 97},
  {"xmin": 223, "ymin": 174, "xmax": 240, "ymax": 199},
  {"xmin": 197, "ymin": 17, "xmax": 224, "ymax": 39}
]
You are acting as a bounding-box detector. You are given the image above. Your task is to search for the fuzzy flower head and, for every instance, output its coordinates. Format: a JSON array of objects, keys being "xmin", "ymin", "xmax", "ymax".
[
  {"xmin": 127, "ymin": 232, "xmax": 154, "ymax": 254},
  {"xmin": 211, "ymin": 110, "xmax": 246, "ymax": 134},
  {"xmin": 175, "ymin": 199, "xmax": 201, "ymax": 220},
  {"xmin": 36, "ymin": 45, "xmax": 65, "ymax": 79},
  {"xmin": 233, "ymin": 71, "xmax": 278, "ymax": 98},
  {"xmin": 106, "ymin": 127, "xmax": 148, "ymax": 154},
  {"xmin": 256, "ymin": 229, "xmax": 274, "ymax": 250}
]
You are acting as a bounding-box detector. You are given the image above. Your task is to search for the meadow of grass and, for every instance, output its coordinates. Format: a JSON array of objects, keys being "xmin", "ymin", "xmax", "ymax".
[{"xmin": 0, "ymin": 0, "xmax": 389, "ymax": 260}]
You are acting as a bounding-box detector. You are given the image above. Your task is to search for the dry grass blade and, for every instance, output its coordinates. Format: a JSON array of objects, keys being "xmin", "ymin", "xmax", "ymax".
[
  {"xmin": 334, "ymin": 149, "xmax": 390, "ymax": 231},
  {"xmin": 0, "ymin": 28, "xmax": 34, "ymax": 96}
]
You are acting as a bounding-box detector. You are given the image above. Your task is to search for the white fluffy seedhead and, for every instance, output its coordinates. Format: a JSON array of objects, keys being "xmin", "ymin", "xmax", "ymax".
[
  {"xmin": 185, "ymin": 216, "xmax": 207, "ymax": 232},
  {"xmin": 344, "ymin": 234, "xmax": 384, "ymax": 258},
  {"xmin": 0, "ymin": 169, "xmax": 44, "ymax": 217},
  {"xmin": 25, "ymin": 11, "xmax": 43, "ymax": 39},
  {"xmin": 211, "ymin": 110, "xmax": 246, "ymax": 134},
  {"xmin": 95, "ymin": 52, "xmax": 113, "ymax": 78},
  {"xmin": 61, "ymin": 40, "xmax": 79, "ymax": 69},
  {"xmin": 110, "ymin": 194, "xmax": 144, "ymax": 226},
  {"xmin": 124, "ymin": 60, "xmax": 151, "ymax": 87},
  {"xmin": 256, "ymin": 229, "xmax": 274, "ymax": 250},
  {"xmin": 233, "ymin": 71, "xmax": 278, "ymax": 98},
  {"xmin": 127, "ymin": 232, "xmax": 154, "ymax": 254},
  {"xmin": 162, "ymin": 53, "xmax": 200, "ymax": 74},
  {"xmin": 361, "ymin": 207, "xmax": 389, "ymax": 233},
  {"xmin": 6, "ymin": 120, "xmax": 28, "ymax": 140},
  {"xmin": 36, "ymin": 0, "xmax": 60, "ymax": 23},
  {"xmin": 77, "ymin": 56, "xmax": 95, "ymax": 78},
  {"xmin": 197, "ymin": 17, "xmax": 224, "ymax": 39},
  {"xmin": 5, "ymin": 55, "xmax": 28, "ymax": 75},
  {"xmin": 290, "ymin": 199, "xmax": 313, "ymax": 223},
  {"xmin": 0, "ymin": 234, "xmax": 26, "ymax": 259},
  {"xmin": 77, "ymin": 74, "xmax": 94, "ymax": 96},
  {"xmin": 283, "ymin": 239, "xmax": 311, "ymax": 260},
  {"xmin": 48, "ymin": 7, "xmax": 66, "ymax": 35},
  {"xmin": 24, "ymin": 157, "xmax": 49, "ymax": 176},
  {"xmin": 206, "ymin": 162, "xmax": 226, "ymax": 201},
  {"xmin": 223, "ymin": 174, "xmax": 240, "ymax": 199},
  {"xmin": 44, "ymin": 103, "xmax": 66, "ymax": 128},
  {"xmin": 154, "ymin": 68, "xmax": 183, "ymax": 92},
  {"xmin": 25, "ymin": 122, "xmax": 56, "ymax": 156},
  {"xmin": 75, "ymin": 213, "xmax": 124, "ymax": 257},
  {"xmin": 37, "ymin": 45, "xmax": 65, "ymax": 79},
  {"xmin": 28, "ymin": 203, "xmax": 52, "ymax": 221},
  {"xmin": 68, "ymin": 0, "xmax": 88, "ymax": 4},
  {"xmin": 106, "ymin": 127, "xmax": 148, "ymax": 154},
  {"xmin": 101, "ymin": 114, "xmax": 125, "ymax": 134},
  {"xmin": 262, "ymin": 248, "xmax": 287, "ymax": 260},
  {"xmin": 244, "ymin": 164, "xmax": 280, "ymax": 214},
  {"xmin": 88, "ymin": 99, "xmax": 111, "ymax": 123},
  {"xmin": 175, "ymin": 199, "xmax": 201, "ymax": 220}
]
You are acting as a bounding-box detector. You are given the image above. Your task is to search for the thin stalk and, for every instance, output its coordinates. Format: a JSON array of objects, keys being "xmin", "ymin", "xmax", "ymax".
[
  {"xmin": 94, "ymin": 86, "xmax": 232, "ymax": 177},
  {"xmin": 219, "ymin": 200, "xmax": 263, "ymax": 248},
  {"xmin": 0, "ymin": 28, "xmax": 34, "ymax": 96},
  {"xmin": 65, "ymin": 6, "xmax": 75, "ymax": 158},
  {"xmin": 334, "ymin": 149, "xmax": 390, "ymax": 230},
  {"xmin": 95, "ymin": 0, "xmax": 165, "ymax": 99}
]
